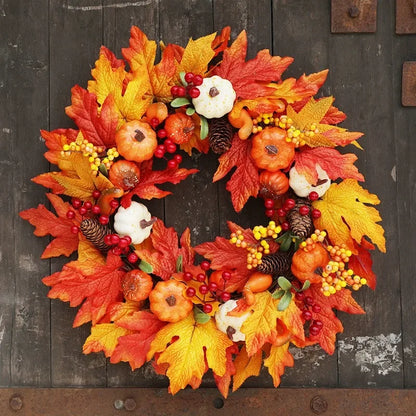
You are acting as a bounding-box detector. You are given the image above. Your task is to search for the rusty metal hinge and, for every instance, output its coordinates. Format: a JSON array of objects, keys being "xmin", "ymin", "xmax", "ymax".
[
  {"xmin": 331, "ymin": 0, "xmax": 378, "ymax": 33},
  {"xmin": 402, "ymin": 62, "xmax": 416, "ymax": 106},
  {"xmin": 396, "ymin": 0, "xmax": 416, "ymax": 34}
]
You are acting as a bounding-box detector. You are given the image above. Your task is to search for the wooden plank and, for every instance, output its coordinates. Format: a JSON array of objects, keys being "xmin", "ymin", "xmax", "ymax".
[
  {"xmin": 48, "ymin": 0, "xmax": 107, "ymax": 386},
  {"xmin": 0, "ymin": 0, "xmax": 51, "ymax": 387},
  {"xmin": 328, "ymin": 2, "xmax": 403, "ymax": 387}
]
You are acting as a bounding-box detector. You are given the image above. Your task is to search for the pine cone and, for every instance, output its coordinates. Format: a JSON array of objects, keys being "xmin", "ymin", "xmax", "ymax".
[
  {"xmin": 208, "ymin": 116, "xmax": 234, "ymax": 154},
  {"xmin": 80, "ymin": 218, "xmax": 111, "ymax": 252},
  {"xmin": 287, "ymin": 198, "xmax": 313, "ymax": 239},
  {"xmin": 257, "ymin": 251, "xmax": 293, "ymax": 276}
]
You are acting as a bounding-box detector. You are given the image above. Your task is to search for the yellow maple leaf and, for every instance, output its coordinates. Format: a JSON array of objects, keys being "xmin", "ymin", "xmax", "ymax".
[
  {"xmin": 147, "ymin": 313, "xmax": 233, "ymax": 395},
  {"xmin": 232, "ymin": 345, "xmax": 262, "ymax": 391},
  {"xmin": 313, "ymin": 179, "xmax": 386, "ymax": 253},
  {"xmin": 240, "ymin": 291, "xmax": 281, "ymax": 356},
  {"xmin": 83, "ymin": 323, "xmax": 131, "ymax": 357},
  {"xmin": 51, "ymin": 153, "xmax": 114, "ymax": 200},
  {"xmin": 77, "ymin": 239, "xmax": 106, "ymax": 271},
  {"xmin": 263, "ymin": 342, "xmax": 294, "ymax": 387}
]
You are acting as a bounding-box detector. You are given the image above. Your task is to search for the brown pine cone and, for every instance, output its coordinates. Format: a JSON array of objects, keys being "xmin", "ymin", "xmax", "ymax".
[
  {"xmin": 287, "ymin": 198, "xmax": 313, "ymax": 239},
  {"xmin": 257, "ymin": 251, "xmax": 293, "ymax": 276},
  {"xmin": 80, "ymin": 218, "xmax": 111, "ymax": 252},
  {"xmin": 208, "ymin": 116, "xmax": 234, "ymax": 154}
]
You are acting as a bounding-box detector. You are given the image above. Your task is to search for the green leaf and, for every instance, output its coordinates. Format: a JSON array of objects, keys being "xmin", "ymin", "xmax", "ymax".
[
  {"xmin": 193, "ymin": 307, "xmax": 211, "ymax": 324},
  {"xmin": 272, "ymin": 289, "xmax": 286, "ymax": 299},
  {"xmin": 176, "ymin": 255, "xmax": 183, "ymax": 273},
  {"xmin": 139, "ymin": 260, "xmax": 153, "ymax": 274},
  {"xmin": 279, "ymin": 235, "xmax": 292, "ymax": 252},
  {"xmin": 277, "ymin": 290, "xmax": 292, "ymax": 311},
  {"xmin": 98, "ymin": 163, "xmax": 108, "ymax": 177},
  {"xmin": 275, "ymin": 231, "xmax": 290, "ymax": 243},
  {"xmin": 301, "ymin": 280, "xmax": 311, "ymax": 291},
  {"xmin": 199, "ymin": 115, "xmax": 209, "ymax": 139},
  {"xmin": 277, "ymin": 276, "xmax": 292, "ymax": 291},
  {"xmin": 179, "ymin": 71, "xmax": 188, "ymax": 86},
  {"xmin": 186, "ymin": 107, "xmax": 195, "ymax": 116},
  {"xmin": 171, "ymin": 97, "xmax": 191, "ymax": 108}
]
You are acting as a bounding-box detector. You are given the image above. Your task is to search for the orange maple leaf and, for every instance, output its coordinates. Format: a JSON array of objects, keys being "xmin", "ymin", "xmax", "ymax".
[
  {"xmin": 294, "ymin": 146, "xmax": 364, "ymax": 184},
  {"xmin": 40, "ymin": 128, "xmax": 78, "ymax": 165},
  {"xmin": 232, "ymin": 345, "xmax": 262, "ymax": 391},
  {"xmin": 213, "ymin": 344, "xmax": 237, "ymax": 398},
  {"xmin": 65, "ymin": 86, "xmax": 118, "ymax": 148},
  {"xmin": 263, "ymin": 342, "xmax": 294, "ymax": 387},
  {"xmin": 349, "ymin": 238, "xmax": 377, "ymax": 290},
  {"xmin": 213, "ymin": 30, "xmax": 293, "ymax": 99},
  {"xmin": 135, "ymin": 219, "xmax": 194, "ymax": 280},
  {"xmin": 211, "ymin": 26, "xmax": 231, "ymax": 57},
  {"xmin": 20, "ymin": 194, "xmax": 82, "ymax": 259},
  {"xmin": 213, "ymin": 135, "xmax": 260, "ymax": 212}
]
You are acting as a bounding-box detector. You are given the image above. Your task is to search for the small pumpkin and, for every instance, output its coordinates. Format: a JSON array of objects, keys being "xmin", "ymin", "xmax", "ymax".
[
  {"xmin": 215, "ymin": 299, "xmax": 252, "ymax": 342},
  {"xmin": 113, "ymin": 201, "xmax": 155, "ymax": 244},
  {"xmin": 109, "ymin": 160, "xmax": 141, "ymax": 191},
  {"xmin": 251, "ymin": 127, "xmax": 295, "ymax": 172},
  {"xmin": 259, "ymin": 170, "xmax": 290, "ymax": 198},
  {"xmin": 149, "ymin": 280, "xmax": 193, "ymax": 322},
  {"xmin": 164, "ymin": 112, "xmax": 195, "ymax": 144},
  {"xmin": 192, "ymin": 75, "xmax": 236, "ymax": 119},
  {"xmin": 145, "ymin": 102, "xmax": 168, "ymax": 124},
  {"xmin": 228, "ymin": 108, "xmax": 253, "ymax": 140},
  {"xmin": 97, "ymin": 187, "xmax": 124, "ymax": 216},
  {"xmin": 289, "ymin": 164, "xmax": 331, "ymax": 198},
  {"xmin": 121, "ymin": 269, "xmax": 153, "ymax": 302},
  {"xmin": 115, "ymin": 120, "xmax": 157, "ymax": 163},
  {"xmin": 242, "ymin": 271, "xmax": 273, "ymax": 306},
  {"xmin": 291, "ymin": 243, "xmax": 329, "ymax": 283}
]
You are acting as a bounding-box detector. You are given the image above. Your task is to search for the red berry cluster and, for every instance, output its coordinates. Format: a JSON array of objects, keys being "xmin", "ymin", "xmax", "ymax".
[
  {"xmin": 103, "ymin": 233, "xmax": 138, "ymax": 261},
  {"xmin": 171, "ymin": 72, "xmax": 203, "ymax": 99},
  {"xmin": 183, "ymin": 261, "xmax": 232, "ymax": 314},
  {"xmin": 295, "ymin": 292, "xmax": 323, "ymax": 337}
]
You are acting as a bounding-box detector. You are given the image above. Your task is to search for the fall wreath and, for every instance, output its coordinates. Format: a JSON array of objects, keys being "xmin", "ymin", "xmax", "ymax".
[{"xmin": 20, "ymin": 27, "xmax": 386, "ymax": 397}]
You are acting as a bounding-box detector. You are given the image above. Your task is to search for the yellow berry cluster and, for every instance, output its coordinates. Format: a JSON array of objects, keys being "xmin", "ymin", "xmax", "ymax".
[
  {"xmin": 252, "ymin": 112, "xmax": 278, "ymax": 134},
  {"xmin": 61, "ymin": 135, "xmax": 119, "ymax": 172},
  {"xmin": 321, "ymin": 244, "xmax": 367, "ymax": 296},
  {"xmin": 229, "ymin": 230, "xmax": 248, "ymax": 249},
  {"xmin": 277, "ymin": 115, "xmax": 320, "ymax": 148},
  {"xmin": 299, "ymin": 229, "xmax": 327, "ymax": 251}
]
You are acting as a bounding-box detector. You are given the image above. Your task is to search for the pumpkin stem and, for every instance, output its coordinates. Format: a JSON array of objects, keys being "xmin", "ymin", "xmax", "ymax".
[
  {"xmin": 134, "ymin": 129, "xmax": 145, "ymax": 142},
  {"xmin": 314, "ymin": 178, "xmax": 328, "ymax": 186},
  {"xmin": 183, "ymin": 125, "xmax": 195, "ymax": 134},
  {"xmin": 226, "ymin": 326, "xmax": 236, "ymax": 340},
  {"xmin": 165, "ymin": 295, "xmax": 177, "ymax": 306},
  {"xmin": 209, "ymin": 87, "xmax": 220, "ymax": 97},
  {"xmin": 265, "ymin": 144, "xmax": 278, "ymax": 155},
  {"xmin": 140, "ymin": 217, "xmax": 157, "ymax": 229}
]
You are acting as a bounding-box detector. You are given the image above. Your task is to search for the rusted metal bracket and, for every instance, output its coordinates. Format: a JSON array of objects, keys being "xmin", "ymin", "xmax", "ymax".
[
  {"xmin": 402, "ymin": 62, "xmax": 416, "ymax": 106},
  {"xmin": 396, "ymin": 0, "xmax": 416, "ymax": 34},
  {"xmin": 331, "ymin": 0, "xmax": 378, "ymax": 33},
  {"xmin": 1, "ymin": 388, "xmax": 416, "ymax": 416}
]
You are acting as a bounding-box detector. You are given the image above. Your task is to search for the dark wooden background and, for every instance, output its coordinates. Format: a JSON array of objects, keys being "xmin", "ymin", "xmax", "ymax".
[{"xmin": 1, "ymin": 0, "xmax": 415, "ymax": 397}]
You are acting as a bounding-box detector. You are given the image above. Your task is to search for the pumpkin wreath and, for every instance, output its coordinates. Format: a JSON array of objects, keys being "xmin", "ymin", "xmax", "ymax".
[{"xmin": 20, "ymin": 27, "xmax": 386, "ymax": 397}]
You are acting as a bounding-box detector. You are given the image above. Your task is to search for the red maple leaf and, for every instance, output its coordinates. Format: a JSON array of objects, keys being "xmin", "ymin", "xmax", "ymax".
[
  {"xmin": 20, "ymin": 193, "xmax": 82, "ymax": 258},
  {"xmin": 211, "ymin": 26, "xmax": 231, "ymax": 57},
  {"xmin": 349, "ymin": 238, "xmax": 377, "ymax": 290},
  {"xmin": 121, "ymin": 159, "xmax": 198, "ymax": 206},
  {"xmin": 135, "ymin": 219, "xmax": 195, "ymax": 280},
  {"xmin": 43, "ymin": 252, "xmax": 125, "ymax": 327},
  {"xmin": 111, "ymin": 311, "xmax": 166, "ymax": 370},
  {"xmin": 213, "ymin": 135, "xmax": 260, "ymax": 212},
  {"xmin": 213, "ymin": 344, "xmax": 238, "ymax": 398},
  {"xmin": 213, "ymin": 30, "xmax": 293, "ymax": 99},
  {"xmin": 294, "ymin": 146, "xmax": 364, "ymax": 184},
  {"xmin": 65, "ymin": 85, "xmax": 119, "ymax": 148}
]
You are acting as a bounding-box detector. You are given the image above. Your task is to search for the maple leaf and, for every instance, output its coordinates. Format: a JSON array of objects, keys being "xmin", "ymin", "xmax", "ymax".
[
  {"xmin": 213, "ymin": 30, "xmax": 293, "ymax": 99},
  {"xmin": 108, "ymin": 300, "xmax": 143, "ymax": 322},
  {"xmin": 232, "ymin": 345, "xmax": 262, "ymax": 391},
  {"xmin": 213, "ymin": 135, "xmax": 260, "ymax": 212},
  {"xmin": 263, "ymin": 342, "xmax": 294, "ymax": 387},
  {"xmin": 211, "ymin": 26, "xmax": 231, "ymax": 56},
  {"xmin": 65, "ymin": 85, "xmax": 118, "ymax": 148},
  {"xmin": 121, "ymin": 159, "xmax": 198, "ymax": 205},
  {"xmin": 135, "ymin": 219, "xmax": 194, "ymax": 280},
  {"xmin": 294, "ymin": 146, "xmax": 364, "ymax": 184},
  {"xmin": 313, "ymin": 179, "xmax": 386, "ymax": 253},
  {"xmin": 41, "ymin": 128, "xmax": 78, "ymax": 165},
  {"xmin": 349, "ymin": 238, "xmax": 377, "ymax": 290},
  {"xmin": 179, "ymin": 113, "xmax": 210, "ymax": 155},
  {"xmin": 88, "ymin": 46, "xmax": 152, "ymax": 126},
  {"xmin": 213, "ymin": 345, "xmax": 237, "ymax": 398},
  {"xmin": 147, "ymin": 313, "xmax": 233, "ymax": 395},
  {"xmin": 43, "ymin": 252, "xmax": 125, "ymax": 327},
  {"xmin": 20, "ymin": 193, "xmax": 82, "ymax": 259},
  {"xmin": 83, "ymin": 323, "xmax": 131, "ymax": 357},
  {"xmin": 110, "ymin": 311, "xmax": 166, "ymax": 370},
  {"xmin": 275, "ymin": 298, "xmax": 304, "ymax": 342}
]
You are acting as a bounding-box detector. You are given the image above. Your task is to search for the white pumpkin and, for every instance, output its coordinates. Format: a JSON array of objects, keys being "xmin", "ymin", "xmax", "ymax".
[
  {"xmin": 192, "ymin": 75, "xmax": 236, "ymax": 119},
  {"xmin": 113, "ymin": 201, "xmax": 154, "ymax": 244},
  {"xmin": 215, "ymin": 299, "xmax": 252, "ymax": 342},
  {"xmin": 289, "ymin": 164, "xmax": 331, "ymax": 198}
]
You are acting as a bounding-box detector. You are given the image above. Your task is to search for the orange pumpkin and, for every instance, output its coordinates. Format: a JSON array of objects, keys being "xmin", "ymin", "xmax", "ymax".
[
  {"xmin": 109, "ymin": 160, "xmax": 141, "ymax": 191},
  {"xmin": 259, "ymin": 170, "xmax": 290, "ymax": 197},
  {"xmin": 145, "ymin": 102, "xmax": 168, "ymax": 124},
  {"xmin": 121, "ymin": 269, "xmax": 153, "ymax": 302},
  {"xmin": 115, "ymin": 120, "xmax": 157, "ymax": 162},
  {"xmin": 97, "ymin": 187, "xmax": 124, "ymax": 215},
  {"xmin": 164, "ymin": 112, "xmax": 195, "ymax": 144},
  {"xmin": 242, "ymin": 271, "xmax": 273, "ymax": 306},
  {"xmin": 228, "ymin": 108, "xmax": 253, "ymax": 140},
  {"xmin": 291, "ymin": 243, "xmax": 329, "ymax": 283},
  {"xmin": 149, "ymin": 280, "xmax": 193, "ymax": 322},
  {"xmin": 250, "ymin": 127, "xmax": 295, "ymax": 172}
]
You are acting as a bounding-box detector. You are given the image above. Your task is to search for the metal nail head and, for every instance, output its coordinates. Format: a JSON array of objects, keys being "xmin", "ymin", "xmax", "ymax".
[
  {"xmin": 310, "ymin": 395, "xmax": 328, "ymax": 414},
  {"xmin": 348, "ymin": 5, "xmax": 361, "ymax": 18}
]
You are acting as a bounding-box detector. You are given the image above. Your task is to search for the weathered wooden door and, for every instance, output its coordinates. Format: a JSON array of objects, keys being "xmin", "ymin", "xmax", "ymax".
[{"xmin": 1, "ymin": 0, "xmax": 415, "ymax": 414}]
